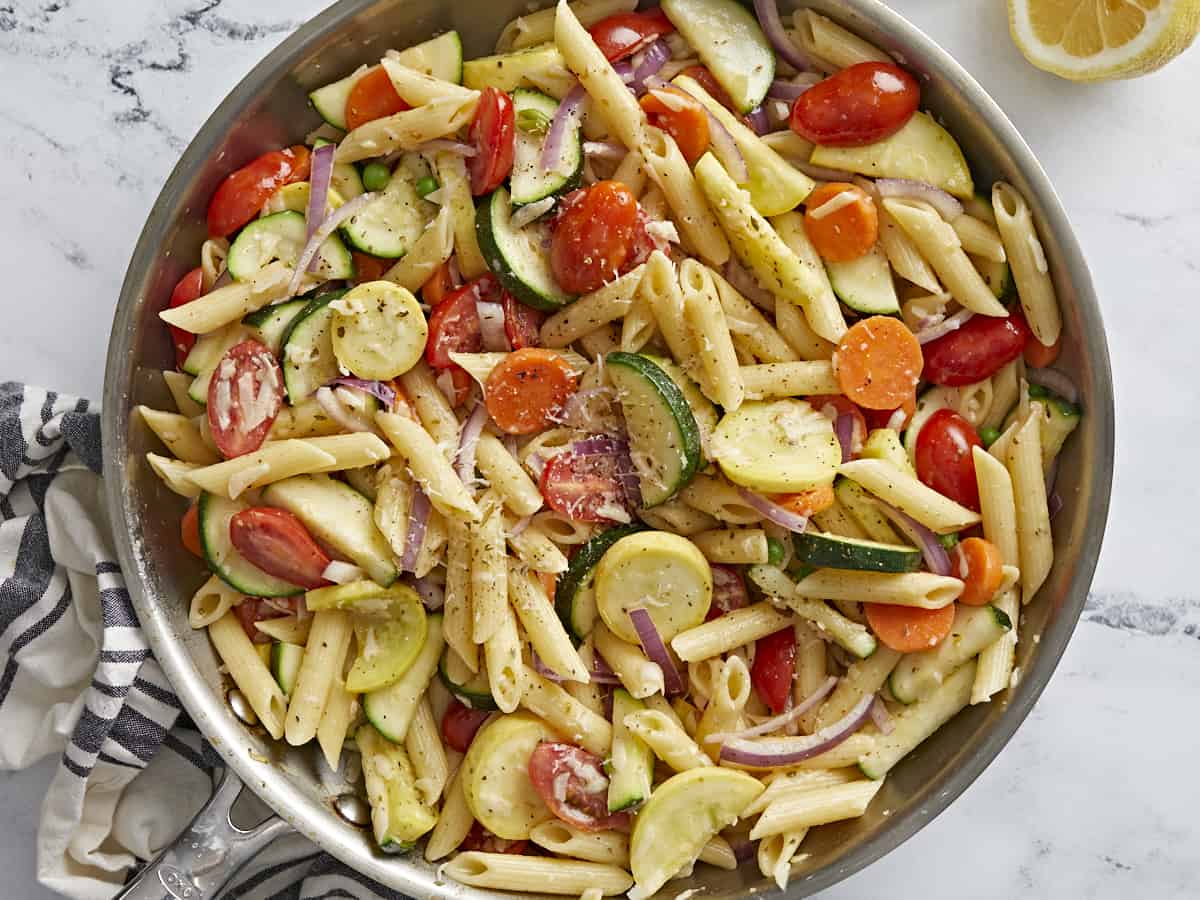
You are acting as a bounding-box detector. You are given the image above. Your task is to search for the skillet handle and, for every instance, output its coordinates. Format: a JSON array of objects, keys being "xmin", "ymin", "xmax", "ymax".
[{"xmin": 114, "ymin": 767, "xmax": 293, "ymax": 900}]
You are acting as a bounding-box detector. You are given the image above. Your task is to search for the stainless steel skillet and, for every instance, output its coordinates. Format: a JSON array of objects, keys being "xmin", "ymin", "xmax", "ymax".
[{"xmin": 102, "ymin": 1, "xmax": 1114, "ymax": 896}]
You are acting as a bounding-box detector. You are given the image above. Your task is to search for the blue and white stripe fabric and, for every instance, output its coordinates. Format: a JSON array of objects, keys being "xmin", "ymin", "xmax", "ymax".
[{"xmin": 0, "ymin": 383, "xmax": 406, "ymax": 900}]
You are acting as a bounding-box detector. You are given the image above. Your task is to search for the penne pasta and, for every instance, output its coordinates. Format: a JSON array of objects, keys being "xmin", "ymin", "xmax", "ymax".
[{"xmin": 993, "ymin": 182, "xmax": 1062, "ymax": 346}]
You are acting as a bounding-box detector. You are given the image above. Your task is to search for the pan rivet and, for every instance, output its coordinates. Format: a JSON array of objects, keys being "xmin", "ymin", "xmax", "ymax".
[
  {"xmin": 333, "ymin": 792, "xmax": 371, "ymax": 827},
  {"xmin": 227, "ymin": 688, "xmax": 258, "ymax": 726}
]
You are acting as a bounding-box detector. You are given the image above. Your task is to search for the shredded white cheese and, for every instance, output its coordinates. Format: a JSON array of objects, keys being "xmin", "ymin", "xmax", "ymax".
[
  {"xmin": 645, "ymin": 219, "xmax": 680, "ymax": 245},
  {"xmin": 510, "ymin": 197, "xmax": 556, "ymax": 229},
  {"xmin": 807, "ymin": 190, "xmax": 859, "ymax": 220}
]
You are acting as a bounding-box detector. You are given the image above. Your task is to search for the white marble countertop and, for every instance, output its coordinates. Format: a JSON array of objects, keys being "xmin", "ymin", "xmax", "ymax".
[{"xmin": 2, "ymin": 1, "xmax": 1198, "ymax": 898}]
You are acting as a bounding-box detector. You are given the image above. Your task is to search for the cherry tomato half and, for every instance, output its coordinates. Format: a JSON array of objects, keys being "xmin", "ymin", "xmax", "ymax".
[
  {"xmin": 503, "ymin": 293, "xmax": 545, "ymax": 350},
  {"xmin": 751, "ymin": 627, "xmax": 796, "ymax": 714},
  {"xmin": 540, "ymin": 448, "xmax": 632, "ymax": 523},
  {"xmin": 922, "ymin": 313, "xmax": 1030, "ymax": 386},
  {"xmin": 441, "ymin": 699, "xmax": 491, "ymax": 753},
  {"xmin": 551, "ymin": 181, "xmax": 640, "ymax": 295},
  {"xmin": 229, "ymin": 507, "xmax": 331, "ymax": 590},
  {"xmin": 707, "ymin": 564, "xmax": 748, "ymax": 621},
  {"xmin": 915, "ymin": 408, "xmax": 983, "ymax": 512},
  {"xmin": 206, "ymin": 145, "xmax": 311, "ymax": 238},
  {"xmin": 351, "ymin": 251, "xmax": 390, "ymax": 285},
  {"xmin": 234, "ymin": 598, "xmax": 297, "ymax": 643},
  {"xmin": 469, "ymin": 88, "xmax": 516, "ymax": 196},
  {"xmin": 181, "ymin": 503, "xmax": 203, "ymax": 558},
  {"xmin": 527, "ymin": 742, "xmax": 630, "ymax": 832},
  {"xmin": 588, "ymin": 8, "xmax": 675, "ymax": 62},
  {"xmin": 460, "ymin": 823, "xmax": 528, "ymax": 855},
  {"xmin": 640, "ymin": 85, "xmax": 710, "ymax": 164},
  {"xmin": 167, "ymin": 267, "xmax": 204, "ymax": 368},
  {"xmin": 790, "ymin": 62, "xmax": 920, "ymax": 147},
  {"xmin": 426, "ymin": 277, "xmax": 491, "ymax": 369},
  {"xmin": 206, "ymin": 340, "xmax": 284, "ymax": 459},
  {"xmin": 344, "ymin": 66, "xmax": 411, "ymax": 131}
]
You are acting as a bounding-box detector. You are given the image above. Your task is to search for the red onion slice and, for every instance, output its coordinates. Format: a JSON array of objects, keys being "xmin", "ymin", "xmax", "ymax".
[
  {"xmin": 590, "ymin": 651, "xmax": 622, "ymax": 685},
  {"xmin": 746, "ymin": 104, "xmax": 770, "ymax": 135},
  {"xmin": 400, "ymin": 487, "xmax": 430, "ymax": 574},
  {"xmin": 916, "ymin": 308, "xmax": 975, "ymax": 345},
  {"xmin": 628, "ymin": 607, "xmax": 685, "ymax": 696},
  {"xmin": 719, "ymin": 693, "xmax": 875, "ymax": 766},
  {"xmin": 413, "ymin": 575, "xmax": 445, "ymax": 610},
  {"xmin": 508, "ymin": 514, "xmax": 532, "ymax": 538},
  {"xmin": 540, "ymin": 84, "xmax": 587, "ymax": 175},
  {"xmin": 793, "ymin": 161, "xmax": 859, "ymax": 183},
  {"xmin": 476, "ymin": 300, "xmax": 510, "ymax": 352},
  {"xmin": 416, "ymin": 139, "xmax": 477, "ymax": 157},
  {"xmin": 767, "ymin": 76, "xmax": 820, "ymax": 101},
  {"xmin": 876, "ymin": 178, "xmax": 963, "ymax": 221},
  {"xmin": 753, "ymin": 0, "xmax": 816, "ymax": 72},
  {"xmin": 876, "ymin": 501, "xmax": 952, "ymax": 576},
  {"xmin": 626, "ymin": 38, "xmax": 671, "ymax": 94},
  {"xmin": 533, "ymin": 651, "xmax": 566, "ymax": 683},
  {"xmin": 455, "ymin": 401, "xmax": 489, "ymax": 484},
  {"xmin": 315, "ymin": 386, "xmax": 376, "ymax": 433},
  {"xmin": 305, "ymin": 142, "xmax": 336, "ymax": 251},
  {"xmin": 737, "ymin": 488, "xmax": 809, "ymax": 533},
  {"xmin": 705, "ymin": 675, "xmax": 838, "ymax": 743},
  {"xmin": 286, "ymin": 190, "xmax": 379, "ymax": 297},
  {"xmin": 327, "ymin": 377, "xmax": 397, "ymax": 409},
  {"xmin": 1048, "ymin": 491, "xmax": 1063, "ymax": 520},
  {"xmin": 834, "ymin": 413, "xmax": 856, "ymax": 464},
  {"xmin": 869, "ymin": 696, "xmax": 894, "ymax": 735},
  {"xmin": 1026, "ymin": 368, "xmax": 1078, "ymax": 404}
]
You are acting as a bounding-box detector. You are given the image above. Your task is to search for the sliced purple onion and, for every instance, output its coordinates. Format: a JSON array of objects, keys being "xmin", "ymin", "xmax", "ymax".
[
  {"xmin": 876, "ymin": 501, "xmax": 952, "ymax": 576},
  {"xmin": 876, "ymin": 178, "xmax": 963, "ymax": 221},
  {"xmin": 286, "ymin": 190, "xmax": 379, "ymax": 297},
  {"xmin": 628, "ymin": 607, "xmax": 685, "ymax": 696},
  {"xmin": 328, "ymin": 377, "xmax": 397, "ymax": 409},
  {"xmin": 626, "ymin": 38, "xmax": 671, "ymax": 94},
  {"xmin": 793, "ymin": 161, "xmax": 859, "ymax": 183},
  {"xmin": 526, "ymin": 451, "xmax": 547, "ymax": 481},
  {"xmin": 533, "ymin": 651, "xmax": 566, "ymax": 683},
  {"xmin": 730, "ymin": 834, "xmax": 757, "ymax": 865},
  {"xmin": 767, "ymin": 75, "xmax": 821, "ymax": 101},
  {"xmin": 671, "ymin": 83, "xmax": 749, "ymax": 183},
  {"xmin": 416, "ymin": 139, "xmax": 477, "ymax": 157},
  {"xmin": 321, "ymin": 559, "xmax": 363, "ymax": 585},
  {"xmin": 723, "ymin": 258, "xmax": 775, "ymax": 309},
  {"xmin": 1048, "ymin": 491, "xmax": 1063, "ymax": 519},
  {"xmin": 916, "ymin": 308, "xmax": 975, "ymax": 345},
  {"xmin": 719, "ymin": 693, "xmax": 875, "ymax": 766},
  {"xmin": 1026, "ymin": 368, "xmax": 1078, "ymax": 404},
  {"xmin": 746, "ymin": 104, "xmax": 770, "ymax": 135},
  {"xmin": 568, "ymin": 435, "xmax": 641, "ymax": 507},
  {"xmin": 455, "ymin": 401, "xmax": 489, "ymax": 484},
  {"xmin": 590, "ymin": 651, "xmax": 622, "ymax": 685},
  {"xmin": 541, "ymin": 84, "xmax": 587, "ymax": 176},
  {"xmin": 305, "ymin": 143, "xmax": 336, "ymax": 252},
  {"xmin": 738, "ymin": 488, "xmax": 809, "ymax": 533},
  {"xmin": 834, "ymin": 413, "xmax": 856, "ymax": 463},
  {"xmin": 315, "ymin": 386, "xmax": 376, "ymax": 433},
  {"xmin": 509, "ymin": 515, "xmax": 532, "ymax": 538},
  {"xmin": 705, "ymin": 676, "xmax": 838, "ymax": 743},
  {"xmin": 212, "ymin": 267, "xmax": 234, "ymax": 291},
  {"xmin": 477, "ymin": 300, "xmax": 510, "ymax": 352},
  {"xmin": 571, "ymin": 435, "xmax": 627, "ymax": 456},
  {"xmin": 413, "ymin": 575, "xmax": 445, "ymax": 610},
  {"xmin": 400, "ymin": 487, "xmax": 430, "ymax": 574},
  {"xmin": 753, "ymin": 0, "xmax": 815, "ymax": 72},
  {"xmin": 869, "ymin": 696, "xmax": 894, "ymax": 735}
]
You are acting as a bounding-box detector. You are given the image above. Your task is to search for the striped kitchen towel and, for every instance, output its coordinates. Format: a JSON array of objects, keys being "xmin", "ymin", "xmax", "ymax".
[{"xmin": 0, "ymin": 383, "xmax": 408, "ymax": 900}]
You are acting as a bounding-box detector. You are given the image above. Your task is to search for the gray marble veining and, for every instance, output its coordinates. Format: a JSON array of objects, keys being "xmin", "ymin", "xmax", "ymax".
[{"xmin": 1, "ymin": 1, "xmax": 1198, "ymax": 897}]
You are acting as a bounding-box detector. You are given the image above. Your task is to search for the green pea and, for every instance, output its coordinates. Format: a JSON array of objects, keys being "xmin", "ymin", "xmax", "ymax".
[
  {"xmin": 415, "ymin": 176, "xmax": 440, "ymax": 197},
  {"xmin": 938, "ymin": 532, "xmax": 959, "ymax": 550},
  {"xmin": 766, "ymin": 537, "xmax": 785, "ymax": 567},
  {"xmin": 978, "ymin": 426, "xmax": 1000, "ymax": 447},
  {"xmin": 361, "ymin": 162, "xmax": 391, "ymax": 191}
]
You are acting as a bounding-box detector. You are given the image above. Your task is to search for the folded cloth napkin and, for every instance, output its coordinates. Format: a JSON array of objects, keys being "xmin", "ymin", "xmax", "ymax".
[{"xmin": 0, "ymin": 383, "xmax": 408, "ymax": 900}]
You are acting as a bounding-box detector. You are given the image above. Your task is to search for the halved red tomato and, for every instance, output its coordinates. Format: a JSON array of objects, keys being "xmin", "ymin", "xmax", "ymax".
[
  {"xmin": 206, "ymin": 340, "xmax": 284, "ymax": 458},
  {"xmin": 167, "ymin": 267, "xmax": 204, "ymax": 368},
  {"xmin": 550, "ymin": 181, "xmax": 640, "ymax": 294},
  {"xmin": 426, "ymin": 277, "xmax": 491, "ymax": 369},
  {"xmin": 790, "ymin": 62, "xmax": 920, "ymax": 147},
  {"xmin": 229, "ymin": 507, "xmax": 331, "ymax": 590},
  {"xmin": 914, "ymin": 408, "xmax": 982, "ymax": 511},
  {"xmin": 707, "ymin": 564, "xmax": 748, "ymax": 621},
  {"xmin": 527, "ymin": 742, "xmax": 630, "ymax": 832},
  {"xmin": 468, "ymin": 88, "xmax": 516, "ymax": 196},
  {"xmin": 234, "ymin": 598, "xmax": 296, "ymax": 643},
  {"xmin": 345, "ymin": 66, "xmax": 411, "ymax": 131},
  {"xmin": 503, "ymin": 293, "xmax": 545, "ymax": 350},
  {"xmin": 751, "ymin": 627, "xmax": 796, "ymax": 714},
  {"xmin": 206, "ymin": 146, "xmax": 311, "ymax": 238},
  {"xmin": 441, "ymin": 699, "xmax": 491, "ymax": 753},
  {"xmin": 539, "ymin": 449, "xmax": 631, "ymax": 523},
  {"xmin": 588, "ymin": 8, "xmax": 675, "ymax": 62}
]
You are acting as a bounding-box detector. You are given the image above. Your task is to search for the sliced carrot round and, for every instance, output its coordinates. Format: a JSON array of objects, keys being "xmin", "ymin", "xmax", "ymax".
[
  {"xmin": 803, "ymin": 183, "xmax": 878, "ymax": 262},
  {"xmin": 954, "ymin": 537, "xmax": 1004, "ymax": 606},
  {"xmin": 834, "ymin": 316, "xmax": 924, "ymax": 410},
  {"xmin": 485, "ymin": 348, "xmax": 578, "ymax": 435},
  {"xmin": 774, "ymin": 483, "xmax": 835, "ymax": 517},
  {"xmin": 866, "ymin": 602, "xmax": 956, "ymax": 653},
  {"xmin": 181, "ymin": 503, "xmax": 203, "ymax": 558}
]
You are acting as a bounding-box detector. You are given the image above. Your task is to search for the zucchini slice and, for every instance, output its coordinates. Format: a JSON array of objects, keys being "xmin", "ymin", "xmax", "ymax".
[
  {"xmin": 270, "ymin": 642, "xmax": 305, "ymax": 695},
  {"xmin": 260, "ymin": 474, "xmax": 398, "ymax": 587},
  {"xmin": 198, "ymin": 492, "xmax": 303, "ymax": 598},
  {"xmin": 329, "ymin": 281, "xmax": 427, "ymax": 381},
  {"xmin": 184, "ymin": 323, "xmax": 250, "ymax": 406},
  {"xmin": 358, "ymin": 724, "xmax": 437, "ymax": 851},
  {"xmin": 461, "ymin": 712, "xmax": 558, "ymax": 840},
  {"xmin": 660, "ymin": 0, "xmax": 774, "ymax": 113},
  {"xmin": 605, "ymin": 352, "xmax": 702, "ymax": 507},
  {"xmin": 510, "ymin": 88, "xmax": 583, "ymax": 206},
  {"xmin": 710, "ymin": 399, "xmax": 841, "ymax": 494},
  {"xmin": 826, "ymin": 244, "xmax": 900, "ymax": 315},
  {"xmin": 477, "ymin": 186, "xmax": 574, "ymax": 311},
  {"xmin": 889, "ymin": 604, "xmax": 1011, "ymax": 704},
  {"xmin": 309, "ymin": 582, "xmax": 427, "ymax": 694},
  {"xmin": 810, "ymin": 112, "xmax": 975, "ymax": 199},
  {"xmin": 642, "ymin": 355, "xmax": 719, "ymax": 451},
  {"xmin": 1002, "ymin": 386, "xmax": 1081, "ymax": 471},
  {"xmin": 340, "ymin": 157, "xmax": 434, "ymax": 259},
  {"xmin": 463, "ymin": 44, "xmax": 576, "ymax": 98},
  {"xmin": 438, "ymin": 647, "xmax": 499, "ymax": 710},
  {"xmin": 226, "ymin": 210, "xmax": 354, "ymax": 282},
  {"xmin": 309, "ymin": 31, "xmax": 464, "ymax": 129},
  {"xmin": 792, "ymin": 531, "xmax": 922, "ymax": 574},
  {"xmin": 242, "ymin": 297, "xmax": 307, "ymax": 355},
  {"xmin": 279, "ymin": 290, "xmax": 345, "ymax": 404},
  {"xmin": 361, "ymin": 611, "xmax": 444, "ymax": 740},
  {"xmin": 607, "ymin": 689, "xmax": 654, "ymax": 812},
  {"xmin": 555, "ymin": 523, "xmax": 648, "ymax": 642},
  {"xmin": 594, "ymin": 530, "xmax": 712, "ymax": 644}
]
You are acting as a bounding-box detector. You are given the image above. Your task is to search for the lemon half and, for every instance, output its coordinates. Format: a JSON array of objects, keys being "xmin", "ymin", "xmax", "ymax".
[{"xmin": 1009, "ymin": 0, "xmax": 1200, "ymax": 81}]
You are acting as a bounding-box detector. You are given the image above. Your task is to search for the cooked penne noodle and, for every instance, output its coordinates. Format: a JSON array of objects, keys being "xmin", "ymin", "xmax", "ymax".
[
  {"xmin": 254, "ymin": 614, "xmax": 312, "ymax": 645},
  {"xmin": 484, "ymin": 601, "xmax": 524, "ymax": 713},
  {"xmin": 285, "ymin": 609, "xmax": 351, "ymax": 746},
  {"xmin": 693, "ymin": 655, "xmax": 752, "ymax": 760},
  {"xmin": 530, "ymin": 820, "xmax": 630, "ymax": 865},
  {"xmin": 639, "ymin": 127, "xmax": 731, "ymax": 267},
  {"xmin": 793, "ymin": 10, "xmax": 892, "ymax": 68},
  {"xmin": 758, "ymin": 829, "xmax": 810, "ymax": 891},
  {"xmin": 521, "ymin": 668, "xmax": 612, "ymax": 755},
  {"xmin": 506, "ymin": 516, "xmax": 570, "ymax": 573},
  {"xmin": 381, "ymin": 204, "xmax": 454, "ymax": 290},
  {"xmin": 993, "ymin": 182, "xmax": 1062, "ymax": 345},
  {"xmin": 442, "ymin": 852, "xmax": 633, "ymax": 895},
  {"xmin": 208, "ymin": 613, "xmax": 289, "ymax": 740},
  {"xmin": 398, "ymin": 360, "xmax": 460, "ymax": 452},
  {"xmin": 774, "ymin": 293, "xmax": 837, "ymax": 361},
  {"xmin": 680, "ymin": 258, "xmax": 744, "ymax": 410},
  {"xmin": 540, "ymin": 265, "xmax": 643, "ymax": 347},
  {"xmin": 159, "ymin": 261, "xmax": 292, "ymax": 334},
  {"xmin": 433, "ymin": 150, "xmax": 487, "ymax": 278},
  {"xmin": 1008, "ymin": 404, "xmax": 1053, "ymax": 604},
  {"xmin": 813, "ymin": 648, "xmax": 902, "ymax": 730},
  {"xmin": 162, "ymin": 370, "xmax": 204, "ymax": 418},
  {"xmin": 751, "ymin": 780, "xmax": 883, "ymax": 840},
  {"xmin": 793, "ymin": 568, "xmax": 963, "ymax": 610},
  {"xmin": 146, "ymin": 453, "xmax": 203, "ymax": 499},
  {"xmin": 186, "ymin": 434, "xmax": 391, "ymax": 498},
  {"xmin": 476, "ymin": 432, "xmax": 543, "ymax": 517},
  {"xmin": 137, "ymin": 407, "xmax": 219, "ymax": 465},
  {"xmin": 443, "ymin": 518, "xmax": 478, "ymax": 672},
  {"xmin": 470, "ymin": 507, "xmax": 510, "ymax": 645},
  {"xmin": 622, "ymin": 709, "xmax": 712, "ymax": 771},
  {"xmin": 509, "ymin": 566, "xmax": 589, "ymax": 682},
  {"xmin": 710, "ymin": 267, "xmax": 799, "ymax": 363},
  {"xmin": 424, "ymin": 764, "xmax": 474, "ymax": 861},
  {"xmin": 838, "ymin": 458, "xmax": 982, "ymax": 532},
  {"xmin": 377, "ymin": 412, "xmax": 481, "ymax": 521},
  {"xmin": 952, "ymin": 214, "xmax": 1007, "ymax": 263},
  {"xmin": 188, "ymin": 576, "xmax": 239, "ymax": 629},
  {"xmin": 679, "ymin": 474, "xmax": 763, "ymax": 525},
  {"xmin": 672, "ymin": 601, "xmax": 793, "ymax": 663},
  {"xmin": 404, "ymin": 696, "xmax": 450, "ymax": 806},
  {"xmin": 336, "ymin": 95, "xmax": 480, "ymax": 163},
  {"xmin": 593, "ymin": 622, "xmax": 665, "ymax": 698},
  {"xmin": 498, "ymin": 0, "xmax": 636, "ymax": 52},
  {"xmin": 793, "ymin": 621, "xmax": 828, "ymax": 732},
  {"xmin": 739, "ymin": 361, "xmax": 840, "ymax": 400},
  {"xmin": 690, "ymin": 527, "xmax": 769, "ymax": 565}
]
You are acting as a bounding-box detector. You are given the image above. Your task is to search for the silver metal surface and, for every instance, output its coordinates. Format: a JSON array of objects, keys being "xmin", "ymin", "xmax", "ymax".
[
  {"xmin": 113, "ymin": 769, "xmax": 292, "ymax": 900},
  {"xmin": 102, "ymin": 1, "xmax": 1115, "ymax": 897}
]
